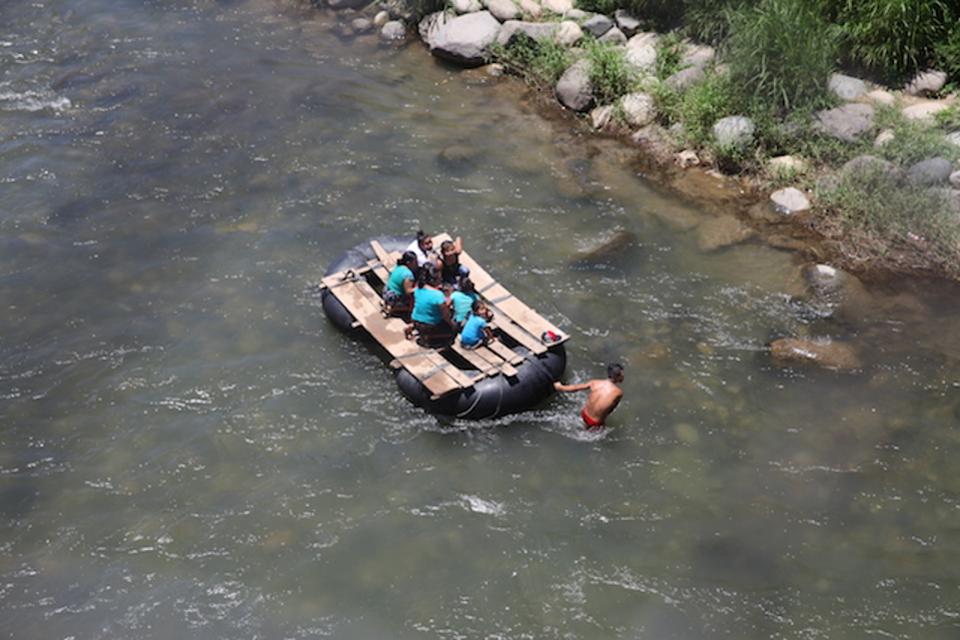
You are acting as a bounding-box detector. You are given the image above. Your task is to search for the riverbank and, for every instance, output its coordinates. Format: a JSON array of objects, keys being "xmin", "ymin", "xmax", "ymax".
[{"xmin": 316, "ymin": 0, "xmax": 960, "ymax": 282}]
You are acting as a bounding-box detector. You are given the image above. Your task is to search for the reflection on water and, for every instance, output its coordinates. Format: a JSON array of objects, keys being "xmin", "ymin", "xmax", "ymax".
[{"xmin": 2, "ymin": 0, "xmax": 960, "ymax": 637}]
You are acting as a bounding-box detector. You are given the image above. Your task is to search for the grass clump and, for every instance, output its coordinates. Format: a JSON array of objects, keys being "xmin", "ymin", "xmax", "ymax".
[
  {"xmin": 873, "ymin": 107, "xmax": 960, "ymax": 166},
  {"xmin": 676, "ymin": 71, "xmax": 735, "ymax": 145},
  {"xmin": 584, "ymin": 38, "xmax": 636, "ymax": 104},
  {"xmin": 654, "ymin": 32, "xmax": 685, "ymax": 81},
  {"xmin": 489, "ymin": 35, "xmax": 572, "ymax": 88},
  {"xmin": 934, "ymin": 104, "xmax": 960, "ymax": 132},
  {"xmin": 725, "ymin": 0, "xmax": 838, "ymax": 116}
]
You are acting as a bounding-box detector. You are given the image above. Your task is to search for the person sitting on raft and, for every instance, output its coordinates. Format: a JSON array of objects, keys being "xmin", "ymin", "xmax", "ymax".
[
  {"xmin": 450, "ymin": 277, "xmax": 479, "ymax": 327},
  {"xmin": 383, "ymin": 250, "xmax": 417, "ymax": 317},
  {"xmin": 439, "ymin": 237, "xmax": 468, "ymax": 287},
  {"xmin": 405, "ymin": 264, "xmax": 456, "ymax": 347},
  {"xmin": 406, "ymin": 229, "xmax": 438, "ymax": 268},
  {"xmin": 459, "ymin": 300, "xmax": 495, "ymax": 350}
]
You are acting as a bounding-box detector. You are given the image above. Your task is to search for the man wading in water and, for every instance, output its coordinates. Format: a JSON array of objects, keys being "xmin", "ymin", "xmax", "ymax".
[{"xmin": 553, "ymin": 363, "xmax": 624, "ymax": 431}]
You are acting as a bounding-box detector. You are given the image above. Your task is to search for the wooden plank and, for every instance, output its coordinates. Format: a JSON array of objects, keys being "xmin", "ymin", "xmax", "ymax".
[
  {"xmin": 366, "ymin": 258, "xmax": 390, "ymax": 286},
  {"xmin": 491, "ymin": 313, "xmax": 547, "ymax": 355},
  {"xmin": 449, "ymin": 341, "xmax": 498, "ymax": 376},
  {"xmin": 484, "ymin": 339, "xmax": 523, "ymax": 365},
  {"xmin": 370, "ymin": 240, "xmax": 393, "ymax": 268},
  {"xmin": 326, "ymin": 280, "xmax": 470, "ymax": 397},
  {"xmin": 431, "ymin": 232, "xmax": 567, "ymax": 345},
  {"xmin": 471, "ymin": 345, "xmax": 518, "ymax": 377}
]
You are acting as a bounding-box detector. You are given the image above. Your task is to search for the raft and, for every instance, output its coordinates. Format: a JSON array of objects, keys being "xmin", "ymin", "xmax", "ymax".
[{"xmin": 319, "ymin": 234, "xmax": 568, "ymax": 419}]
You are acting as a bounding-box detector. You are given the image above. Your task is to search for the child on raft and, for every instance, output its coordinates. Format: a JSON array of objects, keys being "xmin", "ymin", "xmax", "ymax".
[{"xmin": 459, "ymin": 300, "xmax": 495, "ymax": 350}]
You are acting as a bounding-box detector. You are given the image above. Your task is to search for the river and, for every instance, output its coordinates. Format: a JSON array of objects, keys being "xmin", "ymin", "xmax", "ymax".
[{"xmin": 2, "ymin": 0, "xmax": 960, "ymax": 637}]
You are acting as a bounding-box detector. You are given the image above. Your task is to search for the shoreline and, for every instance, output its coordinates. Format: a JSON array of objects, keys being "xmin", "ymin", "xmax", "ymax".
[{"xmin": 314, "ymin": 0, "xmax": 960, "ymax": 284}]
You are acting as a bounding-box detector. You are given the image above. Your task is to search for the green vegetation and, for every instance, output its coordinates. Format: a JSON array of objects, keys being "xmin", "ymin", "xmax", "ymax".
[
  {"xmin": 654, "ymin": 32, "xmax": 685, "ymax": 81},
  {"xmin": 874, "ymin": 107, "xmax": 960, "ymax": 165},
  {"xmin": 676, "ymin": 72, "xmax": 735, "ymax": 146},
  {"xmin": 489, "ymin": 36, "xmax": 572, "ymax": 88},
  {"xmin": 583, "ymin": 38, "xmax": 635, "ymax": 104}
]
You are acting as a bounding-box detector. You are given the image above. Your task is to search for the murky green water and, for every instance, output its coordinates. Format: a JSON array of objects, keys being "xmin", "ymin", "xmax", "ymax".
[{"xmin": 2, "ymin": 0, "xmax": 960, "ymax": 637}]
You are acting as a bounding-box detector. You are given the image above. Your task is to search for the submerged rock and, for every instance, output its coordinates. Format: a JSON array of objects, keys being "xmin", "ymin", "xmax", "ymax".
[
  {"xmin": 351, "ymin": 17, "xmax": 374, "ymax": 34},
  {"xmin": 571, "ymin": 230, "xmax": 636, "ymax": 264},
  {"xmin": 769, "ymin": 338, "xmax": 861, "ymax": 370},
  {"xmin": 802, "ymin": 263, "xmax": 848, "ymax": 295},
  {"xmin": 555, "ymin": 59, "xmax": 593, "ymax": 112},
  {"xmin": 696, "ymin": 216, "xmax": 754, "ymax": 251},
  {"xmin": 380, "ymin": 20, "xmax": 407, "ymax": 41},
  {"xmin": 437, "ymin": 144, "xmax": 481, "ymax": 168},
  {"xmin": 815, "ymin": 103, "xmax": 875, "ymax": 142}
]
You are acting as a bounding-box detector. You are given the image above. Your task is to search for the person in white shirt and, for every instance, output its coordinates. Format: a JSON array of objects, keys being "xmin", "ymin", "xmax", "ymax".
[{"xmin": 406, "ymin": 230, "xmax": 437, "ymax": 268}]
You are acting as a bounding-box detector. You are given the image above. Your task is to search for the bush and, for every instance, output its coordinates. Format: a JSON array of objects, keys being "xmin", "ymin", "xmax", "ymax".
[
  {"xmin": 584, "ymin": 38, "xmax": 636, "ymax": 104},
  {"xmin": 677, "ymin": 71, "xmax": 735, "ymax": 145},
  {"xmin": 838, "ymin": 0, "xmax": 958, "ymax": 81},
  {"xmin": 936, "ymin": 22, "xmax": 960, "ymax": 92},
  {"xmin": 654, "ymin": 31, "xmax": 685, "ymax": 81},
  {"xmin": 683, "ymin": 0, "xmax": 751, "ymax": 45},
  {"xmin": 725, "ymin": 0, "xmax": 838, "ymax": 115},
  {"xmin": 873, "ymin": 107, "xmax": 960, "ymax": 165},
  {"xmin": 489, "ymin": 35, "xmax": 572, "ymax": 88}
]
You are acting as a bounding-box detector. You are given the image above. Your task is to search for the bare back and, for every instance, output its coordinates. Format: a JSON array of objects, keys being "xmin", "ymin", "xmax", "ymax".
[{"xmin": 584, "ymin": 379, "xmax": 623, "ymax": 423}]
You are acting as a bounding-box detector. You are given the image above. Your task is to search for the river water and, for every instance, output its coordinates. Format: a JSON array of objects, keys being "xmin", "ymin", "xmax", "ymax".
[{"xmin": 2, "ymin": 0, "xmax": 960, "ymax": 637}]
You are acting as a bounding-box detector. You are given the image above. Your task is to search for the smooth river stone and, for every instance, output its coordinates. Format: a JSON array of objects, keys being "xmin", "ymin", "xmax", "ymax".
[
  {"xmin": 427, "ymin": 11, "xmax": 501, "ymax": 67},
  {"xmin": 828, "ymin": 73, "xmax": 868, "ymax": 101},
  {"xmin": 770, "ymin": 187, "xmax": 810, "ymax": 215},
  {"xmin": 902, "ymin": 101, "xmax": 951, "ymax": 123},
  {"xmin": 815, "ymin": 103, "xmax": 875, "ymax": 142},
  {"xmin": 555, "ymin": 59, "xmax": 593, "ymax": 112}
]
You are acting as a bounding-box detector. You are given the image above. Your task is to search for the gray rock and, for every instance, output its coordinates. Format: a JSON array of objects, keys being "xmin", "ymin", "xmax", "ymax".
[
  {"xmin": 483, "ymin": 0, "xmax": 520, "ymax": 21},
  {"xmin": 840, "ymin": 154, "xmax": 904, "ymax": 184},
  {"xmin": 590, "ymin": 104, "xmax": 614, "ymax": 129},
  {"xmin": 571, "ymin": 230, "xmax": 636, "ymax": 264},
  {"xmin": 713, "ymin": 115, "xmax": 755, "ymax": 148},
  {"xmin": 613, "ymin": 9, "xmax": 640, "ymax": 37},
  {"xmin": 437, "ymin": 144, "xmax": 481, "ymax": 168},
  {"xmin": 682, "ymin": 44, "xmax": 715, "ymax": 69},
  {"xmin": 517, "ymin": 0, "xmax": 542, "ymax": 19},
  {"xmin": 951, "ymin": 171, "xmax": 960, "ymax": 189},
  {"xmin": 665, "ymin": 65, "xmax": 705, "ymax": 91},
  {"xmin": 873, "ymin": 129, "xmax": 895, "ymax": 147},
  {"xmin": 770, "ymin": 187, "xmax": 811, "ymax": 215},
  {"xmin": 770, "ymin": 338, "xmax": 861, "ymax": 370},
  {"xmin": 904, "ymin": 69, "xmax": 947, "ymax": 96},
  {"xmin": 555, "ymin": 59, "xmax": 594, "ymax": 112},
  {"xmin": 676, "ymin": 149, "xmax": 699, "ymax": 168},
  {"xmin": 328, "ymin": 0, "xmax": 368, "ymax": 9},
  {"xmin": 351, "ymin": 17, "xmax": 374, "ymax": 33},
  {"xmin": 380, "ymin": 20, "xmax": 407, "ymax": 41},
  {"xmin": 541, "ymin": 0, "xmax": 572, "ymax": 14},
  {"xmin": 620, "ymin": 92, "xmax": 655, "ymax": 127},
  {"xmin": 802, "ymin": 263, "xmax": 848, "ymax": 295},
  {"xmin": 565, "ymin": 8, "xmax": 589, "ymax": 20},
  {"xmin": 948, "ymin": 131, "xmax": 960, "ymax": 148},
  {"xmin": 495, "ymin": 20, "xmax": 557, "ymax": 45},
  {"xmin": 452, "ymin": 0, "xmax": 483, "ymax": 12},
  {"xmin": 419, "ymin": 11, "xmax": 449, "ymax": 42},
  {"xmin": 828, "ymin": 73, "xmax": 868, "ymax": 101},
  {"xmin": 554, "ymin": 21, "xmax": 582, "ymax": 47},
  {"xmin": 426, "ymin": 11, "xmax": 501, "ymax": 67},
  {"xmin": 373, "ymin": 10, "xmax": 390, "ymax": 27},
  {"xmin": 768, "ymin": 155, "xmax": 807, "ymax": 175},
  {"xmin": 902, "ymin": 101, "xmax": 951, "ymax": 123},
  {"xmin": 582, "ymin": 14, "xmax": 614, "ymax": 37},
  {"xmin": 598, "ymin": 26, "xmax": 626, "ymax": 44},
  {"xmin": 815, "ymin": 103, "xmax": 875, "ymax": 142},
  {"xmin": 863, "ymin": 89, "xmax": 896, "ymax": 106},
  {"xmin": 907, "ymin": 157, "xmax": 953, "ymax": 186}
]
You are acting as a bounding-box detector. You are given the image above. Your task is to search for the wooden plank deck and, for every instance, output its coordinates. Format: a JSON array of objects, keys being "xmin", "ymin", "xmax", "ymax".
[{"xmin": 323, "ymin": 234, "xmax": 565, "ymax": 398}]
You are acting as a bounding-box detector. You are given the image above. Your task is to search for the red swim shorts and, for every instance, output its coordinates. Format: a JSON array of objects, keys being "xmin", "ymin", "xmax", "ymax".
[{"xmin": 581, "ymin": 408, "xmax": 604, "ymax": 430}]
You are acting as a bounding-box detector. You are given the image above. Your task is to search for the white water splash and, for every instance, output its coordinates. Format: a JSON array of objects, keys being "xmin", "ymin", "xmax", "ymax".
[{"xmin": 0, "ymin": 88, "xmax": 71, "ymax": 113}]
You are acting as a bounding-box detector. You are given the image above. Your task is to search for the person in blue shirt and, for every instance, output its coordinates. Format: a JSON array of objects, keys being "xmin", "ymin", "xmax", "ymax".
[
  {"xmin": 383, "ymin": 251, "xmax": 417, "ymax": 317},
  {"xmin": 450, "ymin": 277, "xmax": 479, "ymax": 326},
  {"xmin": 404, "ymin": 264, "xmax": 455, "ymax": 346},
  {"xmin": 460, "ymin": 300, "xmax": 495, "ymax": 349}
]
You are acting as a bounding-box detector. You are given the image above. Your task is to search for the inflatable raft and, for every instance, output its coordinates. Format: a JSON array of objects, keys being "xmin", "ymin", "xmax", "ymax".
[{"xmin": 320, "ymin": 234, "xmax": 567, "ymax": 419}]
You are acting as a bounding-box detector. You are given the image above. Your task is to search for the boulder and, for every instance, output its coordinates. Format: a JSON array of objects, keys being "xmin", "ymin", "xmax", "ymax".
[
  {"xmin": 951, "ymin": 171, "xmax": 960, "ymax": 189},
  {"xmin": 902, "ymin": 100, "xmax": 951, "ymax": 123},
  {"xmin": 625, "ymin": 32, "xmax": 657, "ymax": 73},
  {"xmin": 873, "ymin": 129, "xmax": 895, "ymax": 147},
  {"xmin": 590, "ymin": 104, "xmax": 614, "ymax": 129},
  {"xmin": 947, "ymin": 131, "xmax": 960, "ymax": 148},
  {"xmin": 863, "ymin": 89, "xmax": 895, "ymax": 107},
  {"xmin": 666, "ymin": 65, "xmax": 705, "ymax": 91},
  {"xmin": 555, "ymin": 59, "xmax": 594, "ymax": 112},
  {"xmin": 426, "ymin": 11, "xmax": 501, "ymax": 67},
  {"xmin": 565, "ymin": 8, "xmax": 589, "ymax": 20},
  {"xmin": 351, "ymin": 17, "xmax": 374, "ymax": 33},
  {"xmin": 696, "ymin": 216, "xmax": 754, "ymax": 251},
  {"xmin": 840, "ymin": 154, "xmax": 902, "ymax": 183},
  {"xmin": 907, "ymin": 157, "xmax": 954, "ymax": 186},
  {"xmin": 483, "ymin": 0, "xmax": 520, "ymax": 21},
  {"xmin": 419, "ymin": 11, "xmax": 448, "ymax": 40},
  {"xmin": 768, "ymin": 155, "xmax": 807, "ymax": 175},
  {"xmin": 495, "ymin": 20, "xmax": 556, "ymax": 46},
  {"xmin": 620, "ymin": 92, "xmax": 655, "ymax": 127},
  {"xmin": 613, "ymin": 9, "xmax": 640, "ymax": 37},
  {"xmin": 582, "ymin": 14, "xmax": 614, "ymax": 37},
  {"xmin": 802, "ymin": 263, "xmax": 848, "ymax": 295},
  {"xmin": 380, "ymin": 20, "xmax": 407, "ymax": 41},
  {"xmin": 682, "ymin": 44, "xmax": 715, "ymax": 69},
  {"xmin": 770, "ymin": 187, "xmax": 811, "ymax": 215},
  {"xmin": 598, "ymin": 27, "xmax": 626, "ymax": 45},
  {"xmin": 904, "ymin": 69, "xmax": 947, "ymax": 96},
  {"xmin": 327, "ymin": 0, "xmax": 367, "ymax": 9},
  {"xmin": 452, "ymin": 0, "xmax": 483, "ymax": 12},
  {"xmin": 554, "ymin": 20, "xmax": 582, "ymax": 47},
  {"xmin": 518, "ymin": 0, "xmax": 542, "ymax": 18},
  {"xmin": 815, "ymin": 103, "xmax": 875, "ymax": 142},
  {"xmin": 373, "ymin": 10, "xmax": 390, "ymax": 26},
  {"xmin": 828, "ymin": 73, "xmax": 868, "ymax": 101},
  {"xmin": 712, "ymin": 115, "xmax": 755, "ymax": 148},
  {"xmin": 541, "ymin": 0, "xmax": 572, "ymax": 14},
  {"xmin": 769, "ymin": 338, "xmax": 861, "ymax": 370}
]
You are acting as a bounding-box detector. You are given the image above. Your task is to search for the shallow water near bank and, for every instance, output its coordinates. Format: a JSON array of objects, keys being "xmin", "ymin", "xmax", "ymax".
[{"xmin": 2, "ymin": 0, "xmax": 960, "ymax": 638}]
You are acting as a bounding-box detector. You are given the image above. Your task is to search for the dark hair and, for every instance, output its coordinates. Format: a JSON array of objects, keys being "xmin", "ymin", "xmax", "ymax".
[
  {"xmin": 440, "ymin": 240, "xmax": 454, "ymax": 252},
  {"xmin": 417, "ymin": 263, "xmax": 439, "ymax": 288},
  {"xmin": 460, "ymin": 277, "xmax": 475, "ymax": 293},
  {"xmin": 416, "ymin": 229, "xmax": 431, "ymax": 248},
  {"xmin": 471, "ymin": 299, "xmax": 484, "ymax": 313},
  {"xmin": 607, "ymin": 363, "xmax": 624, "ymax": 380},
  {"xmin": 400, "ymin": 250, "xmax": 417, "ymax": 267}
]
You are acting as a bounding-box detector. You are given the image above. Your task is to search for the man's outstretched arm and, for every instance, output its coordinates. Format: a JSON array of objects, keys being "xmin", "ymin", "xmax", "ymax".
[{"xmin": 554, "ymin": 381, "xmax": 592, "ymax": 393}]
